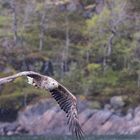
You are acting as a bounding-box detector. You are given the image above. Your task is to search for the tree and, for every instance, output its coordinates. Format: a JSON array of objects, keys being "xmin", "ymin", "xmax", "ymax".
[{"xmin": 10, "ymin": 0, "xmax": 18, "ymax": 46}]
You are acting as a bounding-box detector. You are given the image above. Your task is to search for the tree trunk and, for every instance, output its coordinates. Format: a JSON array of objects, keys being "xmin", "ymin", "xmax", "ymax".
[
  {"xmin": 61, "ymin": 14, "xmax": 70, "ymax": 77},
  {"xmin": 137, "ymin": 71, "xmax": 140, "ymax": 88},
  {"xmin": 11, "ymin": 0, "xmax": 18, "ymax": 46},
  {"xmin": 86, "ymin": 50, "xmax": 90, "ymax": 63},
  {"xmin": 107, "ymin": 33, "xmax": 114, "ymax": 57},
  {"xmin": 39, "ymin": 2, "xmax": 47, "ymax": 51},
  {"xmin": 65, "ymin": 15, "xmax": 70, "ymax": 71},
  {"xmin": 39, "ymin": 13, "xmax": 46, "ymax": 51}
]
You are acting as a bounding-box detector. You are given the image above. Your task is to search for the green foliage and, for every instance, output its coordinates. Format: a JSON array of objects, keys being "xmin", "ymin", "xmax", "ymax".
[
  {"xmin": 0, "ymin": 90, "xmax": 40, "ymax": 110},
  {"xmin": 89, "ymin": 101, "xmax": 102, "ymax": 109},
  {"xmin": 0, "ymin": 0, "xmax": 139, "ymax": 113},
  {"xmin": 81, "ymin": 0, "xmax": 96, "ymax": 6},
  {"xmin": 0, "ymin": 16, "xmax": 11, "ymax": 27},
  {"xmin": 87, "ymin": 63, "xmax": 101, "ymax": 73},
  {"xmin": 61, "ymin": 64, "xmax": 84, "ymax": 95}
]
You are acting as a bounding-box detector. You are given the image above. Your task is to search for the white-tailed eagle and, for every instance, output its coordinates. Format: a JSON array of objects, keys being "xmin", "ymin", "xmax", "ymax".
[{"xmin": 0, "ymin": 71, "xmax": 84, "ymax": 139}]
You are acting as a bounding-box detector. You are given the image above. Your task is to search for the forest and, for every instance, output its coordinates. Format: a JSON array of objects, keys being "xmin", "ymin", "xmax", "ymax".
[{"xmin": 0, "ymin": 0, "xmax": 140, "ymax": 121}]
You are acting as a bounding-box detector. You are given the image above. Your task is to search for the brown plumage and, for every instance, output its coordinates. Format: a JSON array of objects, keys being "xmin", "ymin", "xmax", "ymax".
[{"xmin": 0, "ymin": 71, "xmax": 84, "ymax": 139}]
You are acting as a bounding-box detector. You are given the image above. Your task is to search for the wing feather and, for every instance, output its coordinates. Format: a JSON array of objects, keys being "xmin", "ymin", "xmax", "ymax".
[
  {"xmin": 0, "ymin": 71, "xmax": 84, "ymax": 139},
  {"xmin": 0, "ymin": 71, "xmax": 42, "ymax": 85},
  {"xmin": 50, "ymin": 84, "xmax": 84, "ymax": 140}
]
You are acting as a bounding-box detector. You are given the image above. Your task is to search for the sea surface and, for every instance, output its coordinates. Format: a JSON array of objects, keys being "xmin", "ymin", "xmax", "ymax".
[{"xmin": 0, "ymin": 135, "xmax": 140, "ymax": 140}]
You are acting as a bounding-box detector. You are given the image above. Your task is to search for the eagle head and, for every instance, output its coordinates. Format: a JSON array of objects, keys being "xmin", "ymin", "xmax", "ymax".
[{"xmin": 44, "ymin": 77, "xmax": 59, "ymax": 91}]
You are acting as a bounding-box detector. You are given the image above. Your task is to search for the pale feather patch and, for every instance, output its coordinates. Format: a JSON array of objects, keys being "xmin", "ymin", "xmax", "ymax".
[{"xmin": 27, "ymin": 76, "xmax": 33, "ymax": 85}]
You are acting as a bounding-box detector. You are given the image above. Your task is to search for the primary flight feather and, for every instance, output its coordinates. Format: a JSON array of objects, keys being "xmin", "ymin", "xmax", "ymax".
[{"xmin": 0, "ymin": 71, "xmax": 84, "ymax": 140}]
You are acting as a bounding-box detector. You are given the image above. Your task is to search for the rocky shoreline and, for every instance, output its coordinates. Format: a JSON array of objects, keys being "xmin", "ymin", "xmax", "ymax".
[{"xmin": 0, "ymin": 98, "xmax": 140, "ymax": 136}]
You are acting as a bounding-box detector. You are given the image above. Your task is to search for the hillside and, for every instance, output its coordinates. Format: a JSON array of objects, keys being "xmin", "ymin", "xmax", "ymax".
[{"xmin": 0, "ymin": 0, "xmax": 139, "ymax": 122}]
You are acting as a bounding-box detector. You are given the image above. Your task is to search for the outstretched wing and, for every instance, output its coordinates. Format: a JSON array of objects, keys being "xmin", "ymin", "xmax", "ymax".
[
  {"xmin": 0, "ymin": 71, "xmax": 84, "ymax": 139},
  {"xmin": 0, "ymin": 71, "xmax": 42, "ymax": 85},
  {"xmin": 50, "ymin": 84, "xmax": 84, "ymax": 140}
]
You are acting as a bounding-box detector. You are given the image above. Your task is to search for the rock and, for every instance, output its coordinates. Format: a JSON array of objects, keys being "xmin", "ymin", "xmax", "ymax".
[
  {"xmin": 104, "ymin": 104, "xmax": 112, "ymax": 110},
  {"xmin": 0, "ymin": 128, "xmax": 4, "ymax": 135},
  {"xmin": 45, "ymin": 110, "xmax": 68, "ymax": 134},
  {"xmin": 16, "ymin": 99, "xmax": 140, "ymax": 135},
  {"xmin": 7, "ymin": 131, "xmax": 14, "ymax": 136},
  {"xmin": 103, "ymin": 115, "xmax": 127, "ymax": 134},
  {"xmin": 82, "ymin": 110, "xmax": 112, "ymax": 134},
  {"xmin": 79, "ymin": 109, "xmax": 97, "ymax": 125},
  {"xmin": 110, "ymin": 96, "xmax": 125, "ymax": 109},
  {"xmin": 30, "ymin": 107, "xmax": 60, "ymax": 134},
  {"xmin": 15, "ymin": 125, "xmax": 29, "ymax": 134},
  {"xmin": 18, "ymin": 104, "xmax": 59, "ymax": 134},
  {"xmin": 77, "ymin": 98, "xmax": 90, "ymax": 112},
  {"xmin": 2, "ymin": 99, "xmax": 140, "ymax": 135},
  {"xmin": 134, "ymin": 106, "xmax": 140, "ymax": 116},
  {"xmin": 4, "ymin": 122, "xmax": 18, "ymax": 132},
  {"xmin": 125, "ymin": 108, "xmax": 134, "ymax": 121}
]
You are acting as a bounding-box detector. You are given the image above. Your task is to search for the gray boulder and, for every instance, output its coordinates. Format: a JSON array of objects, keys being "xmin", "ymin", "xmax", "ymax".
[{"xmin": 110, "ymin": 96, "xmax": 125, "ymax": 109}]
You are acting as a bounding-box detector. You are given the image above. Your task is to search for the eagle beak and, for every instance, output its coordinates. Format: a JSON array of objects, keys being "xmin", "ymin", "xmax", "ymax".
[{"xmin": 27, "ymin": 76, "xmax": 33, "ymax": 85}]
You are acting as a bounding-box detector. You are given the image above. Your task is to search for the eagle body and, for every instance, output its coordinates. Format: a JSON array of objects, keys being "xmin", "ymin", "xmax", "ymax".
[
  {"xmin": 0, "ymin": 71, "xmax": 84, "ymax": 140},
  {"xmin": 27, "ymin": 76, "xmax": 59, "ymax": 91}
]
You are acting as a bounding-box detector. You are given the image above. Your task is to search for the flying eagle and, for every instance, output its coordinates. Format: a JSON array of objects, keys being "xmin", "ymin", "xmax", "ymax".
[{"xmin": 0, "ymin": 71, "xmax": 84, "ymax": 139}]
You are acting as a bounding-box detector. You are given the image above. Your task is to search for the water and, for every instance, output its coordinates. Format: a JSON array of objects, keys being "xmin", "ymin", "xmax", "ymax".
[{"xmin": 0, "ymin": 135, "xmax": 140, "ymax": 140}]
